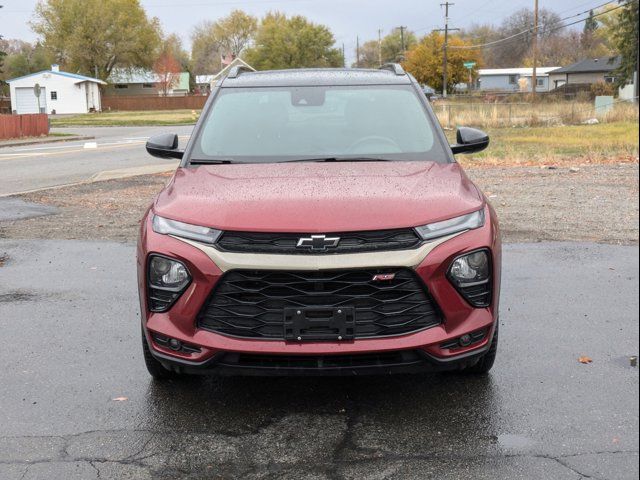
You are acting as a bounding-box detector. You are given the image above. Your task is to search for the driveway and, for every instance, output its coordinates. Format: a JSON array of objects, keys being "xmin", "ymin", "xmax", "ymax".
[
  {"xmin": 0, "ymin": 240, "xmax": 637, "ymax": 479},
  {"xmin": 0, "ymin": 126, "xmax": 192, "ymax": 196}
]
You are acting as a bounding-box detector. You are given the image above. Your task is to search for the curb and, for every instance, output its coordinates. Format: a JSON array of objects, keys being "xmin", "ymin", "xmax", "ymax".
[{"xmin": 0, "ymin": 135, "xmax": 95, "ymax": 148}]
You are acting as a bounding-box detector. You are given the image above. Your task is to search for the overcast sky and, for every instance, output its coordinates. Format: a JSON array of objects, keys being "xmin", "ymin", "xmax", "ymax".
[{"xmin": 1, "ymin": 0, "xmax": 596, "ymax": 65}]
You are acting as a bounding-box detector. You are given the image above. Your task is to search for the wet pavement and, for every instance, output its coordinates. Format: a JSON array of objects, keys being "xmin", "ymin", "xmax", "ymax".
[{"xmin": 0, "ymin": 239, "xmax": 638, "ymax": 479}]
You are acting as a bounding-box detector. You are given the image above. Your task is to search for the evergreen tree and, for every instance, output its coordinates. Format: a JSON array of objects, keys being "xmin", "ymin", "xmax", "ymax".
[
  {"xmin": 583, "ymin": 10, "xmax": 598, "ymax": 34},
  {"xmin": 613, "ymin": 0, "xmax": 639, "ymax": 86}
]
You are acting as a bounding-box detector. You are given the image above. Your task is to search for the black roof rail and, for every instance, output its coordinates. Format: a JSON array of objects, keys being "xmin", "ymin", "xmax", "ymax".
[
  {"xmin": 379, "ymin": 63, "xmax": 406, "ymax": 76},
  {"xmin": 227, "ymin": 65, "xmax": 256, "ymax": 79}
]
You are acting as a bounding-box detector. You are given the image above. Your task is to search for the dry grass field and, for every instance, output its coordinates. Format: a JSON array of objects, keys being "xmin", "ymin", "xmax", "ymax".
[
  {"xmin": 434, "ymin": 99, "xmax": 639, "ymax": 128},
  {"xmin": 453, "ymin": 121, "xmax": 639, "ymax": 166}
]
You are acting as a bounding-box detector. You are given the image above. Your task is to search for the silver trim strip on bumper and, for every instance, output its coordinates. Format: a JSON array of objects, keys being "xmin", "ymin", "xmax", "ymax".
[{"xmin": 172, "ymin": 232, "xmax": 462, "ymax": 272}]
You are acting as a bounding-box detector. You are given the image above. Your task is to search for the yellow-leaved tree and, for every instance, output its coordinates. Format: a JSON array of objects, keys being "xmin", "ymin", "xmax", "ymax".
[{"xmin": 402, "ymin": 32, "xmax": 482, "ymax": 93}]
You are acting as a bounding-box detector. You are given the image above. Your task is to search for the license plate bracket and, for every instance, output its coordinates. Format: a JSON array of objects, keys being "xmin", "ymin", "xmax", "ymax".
[{"xmin": 284, "ymin": 307, "xmax": 355, "ymax": 341}]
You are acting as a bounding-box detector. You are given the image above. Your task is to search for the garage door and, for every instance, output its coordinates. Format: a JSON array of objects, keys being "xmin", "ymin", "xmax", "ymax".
[{"xmin": 15, "ymin": 87, "xmax": 47, "ymax": 114}]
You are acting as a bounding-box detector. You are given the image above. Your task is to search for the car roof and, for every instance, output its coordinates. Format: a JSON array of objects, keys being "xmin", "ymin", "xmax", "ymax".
[{"xmin": 219, "ymin": 68, "xmax": 413, "ymax": 87}]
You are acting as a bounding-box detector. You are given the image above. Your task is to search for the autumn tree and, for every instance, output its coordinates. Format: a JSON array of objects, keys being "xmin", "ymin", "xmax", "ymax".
[
  {"xmin": 402, "ymin": 32, "xmax": 482, "ymax": 91},
  {"xmin": 244, "ymin": 12, "xmax": 342, "ymax": 70},
  {"xmin": 381, "ymin": 28, "xmax": 417, "ymax": 62},
  {"xmin": 31, "ymin": 0, "xmax": 161, "ymax": 80},
  {"xmin": 353, "ymin": 40, "xmax": 380, "ymax": 68},
  {"xmin": 191, "ymin": 22, "xmax": 223, "ymax": 74},
  {"xmin": 0, "ymin": 40, "xmax": 54, "ymax": 80},
  {"xmin": 490, "ymin": 8, "xmax": 562, "ymax": 68},
  {"xmin": 460, "ymin": 24, "xmax": 501, "ymax": 67},
  {"xmin": 353, "ymin": 28, "xmax": 418, "ymax": 68},
  {"xmin": 161, "ymin": 33, "xmax": 194, "ymax": 92},
  {"xmin": 191, "ymin": 10, "xmax": 257, "ymax": 74},
  {"xmin": 213, "ymin": 10, "xmax": 257, "ymax": 57},
  {"xmin": 594, "ymin": 3, "xmax": 623, "ymax": 50},
  {"xmin": 0, "ymin": 5, "xmax": 5, "ymax": 78},
  {"xmin": 153, "ymin": 51, "xmax": 181, "ymax": 96}
]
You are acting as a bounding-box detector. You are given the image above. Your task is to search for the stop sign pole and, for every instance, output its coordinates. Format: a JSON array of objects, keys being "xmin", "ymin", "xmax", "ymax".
[
  {"xmin": 463, "ymin": 61, "xmax": 476, "ymax": 92},
  {"xmin": 34, "ymin": 83, "xmax": 42, "ymax": 113}
]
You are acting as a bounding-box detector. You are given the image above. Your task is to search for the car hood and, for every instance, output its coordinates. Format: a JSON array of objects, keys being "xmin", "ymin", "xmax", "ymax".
[{"xmin": 153, "ymin": 161, "xmax": 484, "ymax": 232}]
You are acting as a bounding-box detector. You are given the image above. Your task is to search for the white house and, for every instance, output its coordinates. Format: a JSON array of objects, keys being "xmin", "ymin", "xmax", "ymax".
[
  {"xmin": 7, "ymin": 65, "xmax": 106, "ymax": 114},
  {"xmin": 477, "ymin": 67, "xmax": 560, "ymax": 92}
]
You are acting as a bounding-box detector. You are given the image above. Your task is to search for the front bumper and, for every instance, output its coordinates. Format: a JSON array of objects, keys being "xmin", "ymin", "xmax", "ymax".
[
  {"xmin": 147, "ymin": 337, "xmax": 495, "ymax": 376},
  {"xmin": 137, "ymin": 204, "xmax": 502, "ymax": 375}
]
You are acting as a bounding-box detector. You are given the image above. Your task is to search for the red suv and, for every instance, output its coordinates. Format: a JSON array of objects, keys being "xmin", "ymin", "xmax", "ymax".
[{"xmin": 137, "ymin": 64, "xmax": 501, "ymax": 379}]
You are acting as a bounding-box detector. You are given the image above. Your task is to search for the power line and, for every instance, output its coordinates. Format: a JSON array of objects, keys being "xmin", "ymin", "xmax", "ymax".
[
  {"xmin": 451, "ymin": 0, "xmax": 615, "ymax": 50},
  {"xmin": 451, "ymin": 0, "xmax": 635, "ymax": 50}
]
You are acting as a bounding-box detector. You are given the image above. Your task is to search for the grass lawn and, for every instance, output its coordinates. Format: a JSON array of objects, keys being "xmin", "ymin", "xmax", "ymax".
[
  {"xmin": 453, "ymin": 122, "xmax": 639, "ymax": 166},
  {"xmin": 50, "ymin": 109, "xmax": 200, "ymax": 127}
]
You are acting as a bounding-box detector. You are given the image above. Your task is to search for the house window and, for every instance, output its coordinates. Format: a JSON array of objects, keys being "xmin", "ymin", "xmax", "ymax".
[
  {"xmin": 508, "ymin": 75, "xmax": 518, "ymax": 85},
  {"xmin": 536, "ymin": 78, "xmax": 544, "ymax": 87},
  {"xmin": 142, "ymin": 83, "xmax": 154, "ymax": 89},
  {"xmin": 604, "ymin": 76, "xmax": 615, "ymax": 83},
  {"xmin": 50, "ymin": 91, "xmax": 58, "ymax": 100},
  {"xmin": 115, "ymin": 84, "xmax": 129, "ymax": 89}
]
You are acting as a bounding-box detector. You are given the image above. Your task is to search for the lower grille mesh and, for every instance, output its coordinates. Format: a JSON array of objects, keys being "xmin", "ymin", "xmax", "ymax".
[
  {"xmin": 217, "ymin": 350, "xmax": 424, "ymax": 369},
  {"xmin": 197, "ymin": 268, "xmax": 441, "ymax": 339}
]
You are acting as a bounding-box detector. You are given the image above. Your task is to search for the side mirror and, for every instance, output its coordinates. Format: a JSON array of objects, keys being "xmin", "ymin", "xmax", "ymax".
[
  {"xmin": 146, "ymin": 133, "xmax": 183, "ymax": 159},
  {"xmin": 450, "ymin": 127, "xmax": 489, "ymax": 155}
]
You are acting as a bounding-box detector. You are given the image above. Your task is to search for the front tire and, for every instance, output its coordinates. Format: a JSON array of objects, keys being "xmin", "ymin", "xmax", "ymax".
[
  {"xmin": 142, "ymin": 330, "xmax": 181, "ymax": 380},
  {"xmin": 463, "ymin": 322, "xmax": 499, "ymax": 375}
]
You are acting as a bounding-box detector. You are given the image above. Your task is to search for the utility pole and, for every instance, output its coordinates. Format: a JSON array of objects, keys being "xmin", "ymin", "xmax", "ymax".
[
  {"xmin": 342, "ymin": 43, "xmax": 346, "ymax": 68},
  {"xmin": 435, "ymin": 3, "xmax": 459, "ymax": 98},
  {"xmin": 356, "ymin": 36, "xmax": 360, "ymax": 68},
  {"xmin": 378, "ymin": 29, "xmax": 383, "ymax": 66},
  {"xmin": 399, "ymin": 26, "xmax": 406, "ymax": 54},
  {"xmin": 531, "ymin": 0, "xmax": 539, "ymax": 101},
  {"xmin": 635, "ymin": 21, "xmax": 639, "ymax": 104}
]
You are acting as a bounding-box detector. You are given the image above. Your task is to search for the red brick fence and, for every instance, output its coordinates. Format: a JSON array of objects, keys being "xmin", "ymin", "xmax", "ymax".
[
  {"xmin": 102, "ymin": 95, "xmax": 208, "ymax": 111},
  {"xmin": 0, "ymin": 114, "xmax": 50, "ymax": 140}
]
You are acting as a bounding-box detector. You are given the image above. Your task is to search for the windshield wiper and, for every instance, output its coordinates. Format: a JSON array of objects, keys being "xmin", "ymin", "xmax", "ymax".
[
  {"xmin": 189, "ymin": 156, "xmax": 392, "ymax": 165},
  {"xmin": 189, "ymin": 158, "xmax": 235, "ymax": 165},
  {"xmin": 286, "ymin": 156, "xmax": 391, "ymax": 163}
]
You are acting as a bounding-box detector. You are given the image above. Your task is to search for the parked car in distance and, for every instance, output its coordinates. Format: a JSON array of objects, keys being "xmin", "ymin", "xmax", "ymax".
[
  {"xmin": 422, "ymin": 84, "xmax": 441, "ymax": 100},
  {"xmin": 138, "ymin": 63, "xmax": 501, "ymax": 378}
]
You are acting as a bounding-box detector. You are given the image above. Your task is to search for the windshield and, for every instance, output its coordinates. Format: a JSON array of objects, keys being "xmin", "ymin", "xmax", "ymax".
[{"xmin": 190, "ymin": 85, "xmax": 449, "ymax": 163}]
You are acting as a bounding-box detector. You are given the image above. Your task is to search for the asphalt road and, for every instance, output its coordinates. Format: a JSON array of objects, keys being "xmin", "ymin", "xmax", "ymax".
[
  {"xmin": 0, "ymin": 126, "xmax": 192, "ymax": 196},
  {"xmin": 0, "ymin": 240, "xmax": 638, "ymax": 480}
]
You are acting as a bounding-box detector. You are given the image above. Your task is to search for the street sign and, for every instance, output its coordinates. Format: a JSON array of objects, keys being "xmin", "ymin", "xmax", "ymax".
[
  {"xmin": 33, "ymin": 83, "xmax": 42, "ymax": 113},
  {"xmin": 463, "ymin": 61, "xmax": 476, "ymax": 69}
]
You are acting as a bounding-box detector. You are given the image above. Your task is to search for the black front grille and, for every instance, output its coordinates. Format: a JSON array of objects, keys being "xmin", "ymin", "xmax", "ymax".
[
  {"xmin": 217, "ymin": 229, "xmax": 421, "ymax": 255},
  {"xmin": 197, "ymin": 268, "xmax": 441, "ymax": 339},
  {"xmin": 217, "ymin": 350, "xmax": 425, "ymax": 369}
]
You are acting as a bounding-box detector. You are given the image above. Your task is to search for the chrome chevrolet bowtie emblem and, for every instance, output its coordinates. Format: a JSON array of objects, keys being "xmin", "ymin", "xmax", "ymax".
[{"xmin": 296, "ymin": 235, "xmax": 340, "ymax": 251}]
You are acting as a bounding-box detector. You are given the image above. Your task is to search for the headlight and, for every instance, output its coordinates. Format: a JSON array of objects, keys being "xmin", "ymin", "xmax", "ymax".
[
  {"xmin": 149, "ymin": 256, "xmax": 190, "ymax": 289},
  {"xmin": 415, "ymin": 209, "xmax": 485, "ymax": 241},
  {"xmin": 152, "ymin": 214, "xmax": 222, "ymax": 244},
  {"xmin": 147, "ymin": 255, "xmax": 191, "ymax": 312},
  {"xmin": 447, "ymin": 249, "xmax": 492, "ymax": 307}
]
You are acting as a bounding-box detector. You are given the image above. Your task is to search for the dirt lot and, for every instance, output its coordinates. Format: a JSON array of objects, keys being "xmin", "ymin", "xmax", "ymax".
[{"xmin": 1, "ymin": 162, "xmax": 637, "ymax": 245}]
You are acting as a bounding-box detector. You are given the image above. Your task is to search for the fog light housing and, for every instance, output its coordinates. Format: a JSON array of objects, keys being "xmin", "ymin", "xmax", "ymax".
[
  {"xmin": 448, "ymin": 249, "xmax": 492, "ymax": 307},
  {"xmin": 147, "ymin": 255, "xmax": 191, "ymax": 312}
]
